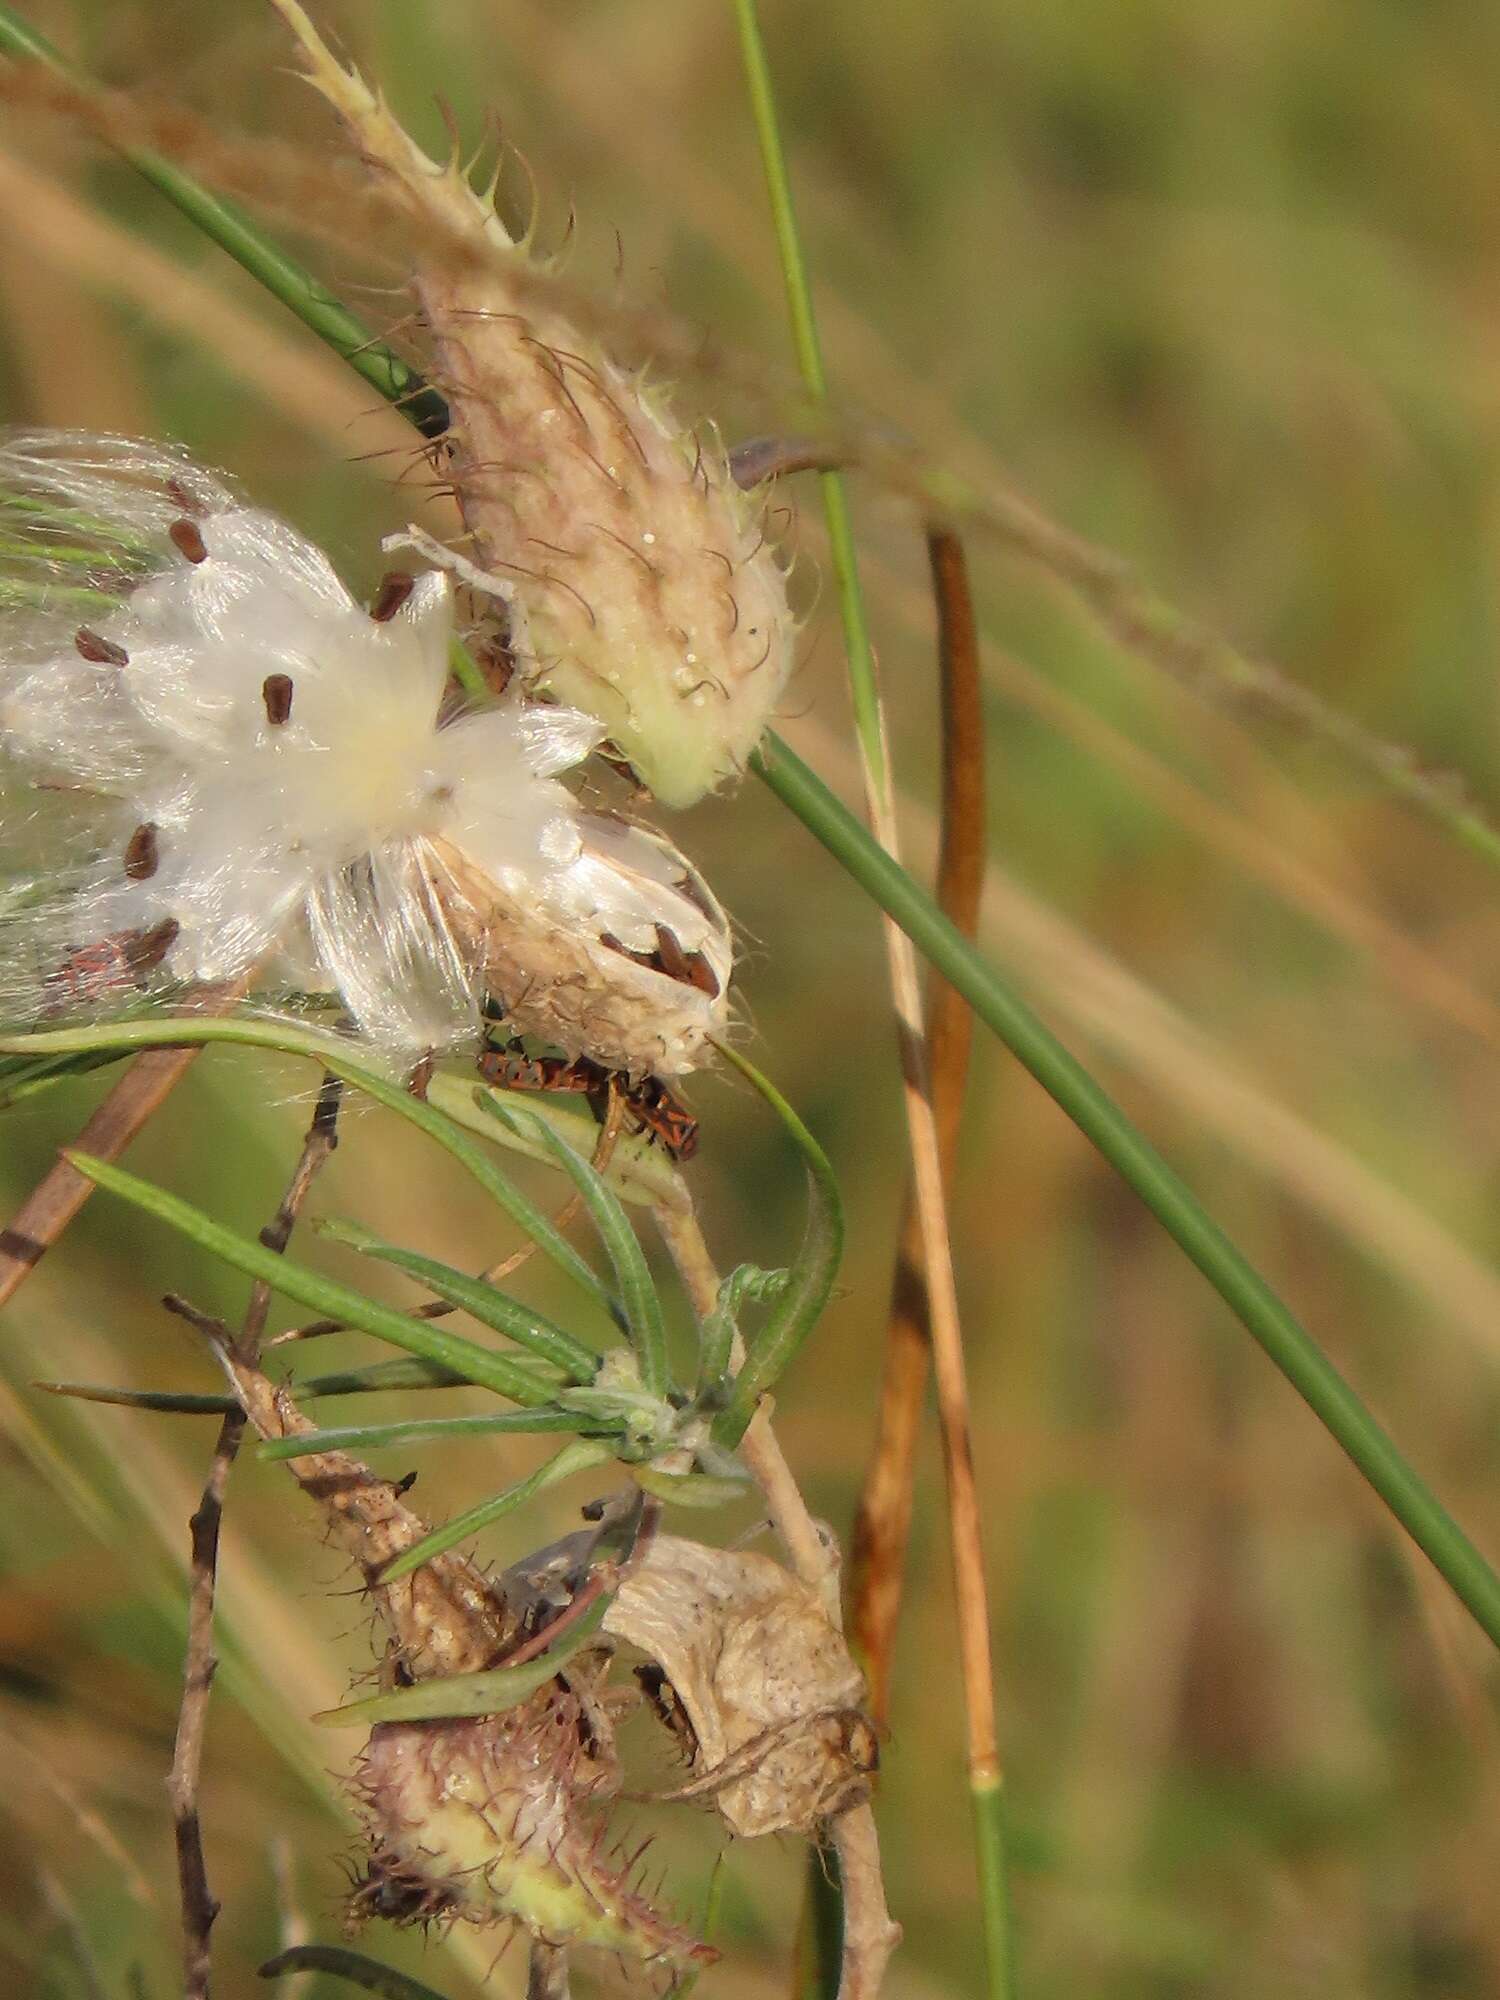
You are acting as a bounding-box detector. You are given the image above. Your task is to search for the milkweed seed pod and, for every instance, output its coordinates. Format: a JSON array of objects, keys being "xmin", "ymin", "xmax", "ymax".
[
  {"xmin": 271, "ymin": 0, "xmax": 799, "ymax": 809},
  {"xmin": 604, "ymin": 1533, "xmax": 878, "ymax": 1838},
  {"xmin": 226, "ymin": 1356, "xmax": 711, "ymax": 1965},
  {"xmin": 0, "ymin": 431, "xmax": 731, "ymax": 1073}
]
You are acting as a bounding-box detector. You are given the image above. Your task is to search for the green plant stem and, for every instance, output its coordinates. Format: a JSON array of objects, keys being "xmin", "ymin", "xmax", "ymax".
[
  {"xmin": 0, "ymin": 4, "xmax": 449, "ymax": 436},
  {"xmin": 730, "ymin": 0, "xmax": 883, "ymax": 782},
  {"xmin": 973, "ymin": 1775, "xmax": 1016, "ymax": 1998},
  {"xmin": 752, "ymin": 730, "xmax": 1500, "ymax": 1646}
]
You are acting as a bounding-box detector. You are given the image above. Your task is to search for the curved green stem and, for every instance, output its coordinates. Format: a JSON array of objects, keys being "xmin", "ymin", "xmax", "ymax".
[{"xmin": 0, "ymin": 4, "xmax": 448, "ymax": 436}]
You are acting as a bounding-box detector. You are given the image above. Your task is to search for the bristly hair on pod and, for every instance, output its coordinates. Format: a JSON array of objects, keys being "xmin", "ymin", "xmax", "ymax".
[
  {"xmin": 0, "ymin": 429, "xmax": 732, "ymax": 1073},
  {"xmin": 269, "ymin": 0, "xmax": 800, "ymax": 811},
  {"xmin": 222, "ymin": 1353, "xmax": 714, "ymax": 1966}
]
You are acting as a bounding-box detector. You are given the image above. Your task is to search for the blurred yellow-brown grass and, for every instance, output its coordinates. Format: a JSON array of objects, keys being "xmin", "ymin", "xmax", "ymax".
[{"xmin": 3, "ymin": 1, "xmax": 1500, "ymax": 1995}]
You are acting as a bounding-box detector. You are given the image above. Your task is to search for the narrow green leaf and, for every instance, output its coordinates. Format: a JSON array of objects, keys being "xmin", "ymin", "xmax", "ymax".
[
  {"xmin": 314, "ymin": 1593, "xmax": 610, "ymax": 1728},
  {"xmin": 482, "ymin": 1097, "xmax": 669, "ymax": 1398},
  {"xmin": 375, "ymin": 1438, "xmax": 614, "ymax": 1586},
  {"xmin": 632, "ymin": 1465, "xmax": 748, "ymax": 1509},
  {"xmin": 709, "ymin": 1048, "xmax": 843, "ymax": 1448},
  {"xmin": 299, "ymin": 1357, "xmax": 472, "ymax": 1397},
  {"xmin": 259, "ymin": 1944, "xmax": 451, "ymax": 1999},
  {"xmin": 697, "ymin": 1262, "xmax": 790, "ymax": 1398},
  {"xmin": 317, "ymin": 1216, "xmax": 599, "ymax": 1382},
  {"xmin": 258, "ymin": 1408, "xmax": 602, "ymax": 1461},
  {"xmin": 64, "ymin": 1152, "xmax": 560, "ymax": 1409},
  {"xmin": 36, "ymin": 1380, "xmax": 233, "ymax": 1415},
  {"xmin": 35, "ymin": 1356, "xmax": 495, "ymax": 1419}
]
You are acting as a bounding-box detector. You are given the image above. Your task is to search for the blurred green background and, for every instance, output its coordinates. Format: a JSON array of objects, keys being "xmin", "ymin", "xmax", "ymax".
[{"xmin": 3, "ymin": 1, "xmax": 1500, "ymax": 1994}]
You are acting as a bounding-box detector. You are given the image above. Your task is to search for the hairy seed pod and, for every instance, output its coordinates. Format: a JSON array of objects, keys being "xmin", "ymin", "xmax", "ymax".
[
  {"xmin": 272, "ymin": 0, "xmax": 799, "ymax": 808},
  {"xmin": 225, "ymin": 1357, "xmax": 711, "ymax": 1964},
  {"xmin": 353, "ymin": 1706, "xmax": 712, "ymax": 1964},
  {"xmin": 436, "ymin": 813, "xmax": 732, "ymax": 1078}
]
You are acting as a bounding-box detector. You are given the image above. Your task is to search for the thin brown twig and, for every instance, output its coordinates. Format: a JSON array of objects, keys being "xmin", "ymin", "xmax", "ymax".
[
  {"xmin": 166, "ymin": 1075, "xmax": 342, "ymax": 2000},
  {"xmin": 0, "ymin": 981, "xmax": 249, "ymax": 1315},
  {"xmin": 651, "ymin": 1189, "xmax": 898, "ymax": 1992},
  {"xmin": 850, "ymin": 528, "xmax": 987, "ymax": 1726},
  {"xmin": 266, "ymin": 1084, "xmax": 620, "ymax": 1346},
  {"xmin": 728, "ymin": 441, "xmax": 977, "ymax": 1989}
]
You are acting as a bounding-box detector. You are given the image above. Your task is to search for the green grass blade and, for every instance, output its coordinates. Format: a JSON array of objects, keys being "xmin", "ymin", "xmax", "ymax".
[
  {"xmin": 731, "ymin": 0, "xmax": 884, "ymax": 784},
  {"xmin": 0, "ymin": 1016, "xmax": 620, "ymax": 1308},
  {"xmin": 709, "ymin": 1047, "xmax": 843, "ymax": 1449},
  {"xmin": 64, "ymin": 1152, "xmax": 560, "ymax": 1408},
  {"xmin": 258, "ymin": 1408, "xmax": 597, "ymax": 1461},
  {"xmin": 0, "ymin": 4, "xmax": 449, "ymax": 438},
  {"xmin": 318, "ymin": 1216, "xmax": 600, "ymax": 1381},
  {"xmin": 374, "ymin": 1438, "xmax": 614, "ymax": 1586},
  {"xmin": 259, "ymin": 1944, "xmax": 452, "ymax": 1998},
  {"xmin": 34, "ymin": 1356, "xmax": 496, "ymax": 1419},
  {"xmin": 482, "ymin": 1098, "xmax": 669, "ymax": 1398},
  {"xmin": 314, "ymin": 1591, "xmax": 611, "ymax": 1728},
  {"xmin": 752, "ymin": 731, "xmax": 1500, "ymax": 1649}
]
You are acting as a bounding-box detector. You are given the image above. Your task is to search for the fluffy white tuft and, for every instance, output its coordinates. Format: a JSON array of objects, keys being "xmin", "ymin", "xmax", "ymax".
[{"xmin": 0, "ymin": 431, "xmax": 731, "ymax": 1073}]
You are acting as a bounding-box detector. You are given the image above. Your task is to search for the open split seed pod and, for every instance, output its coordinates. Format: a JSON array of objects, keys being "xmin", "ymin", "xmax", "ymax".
[{"xmin": 604, "ymin": 1533, "xmax": 878, "ymax": 1838}]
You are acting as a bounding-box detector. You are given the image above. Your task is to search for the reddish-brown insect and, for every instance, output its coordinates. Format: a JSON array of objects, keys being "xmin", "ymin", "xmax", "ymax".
[
  {"xmin": 41, "ymin": 917, "xmax": 180, "ymax": 1014},
  {"xmin": 477, "ymin": 1041, "xmax": 700, "ymax": 1161}
]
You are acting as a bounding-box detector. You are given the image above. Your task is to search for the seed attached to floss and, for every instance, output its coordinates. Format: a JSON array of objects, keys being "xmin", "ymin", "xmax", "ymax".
[
  {"xmin": 261, "ymin": 672, "xmax": 295, "ymax": 726},
  {"xmin": 74, "ymin": 626, "xmax": 129, "ymax": 667},
  {"xmin": 369, "ymin": 569, "xmax": 416, "ymax": 624},
  {"xmin": 123, "ymin": 822, "xmax": 159, "ymax": 882},
  {"xmin": 271, "ymin": 0, "xmax": 800, "ymax": 809},
  {"xmin": 168, "ymin": 516, "xmax": 208, "ymax": 564}
]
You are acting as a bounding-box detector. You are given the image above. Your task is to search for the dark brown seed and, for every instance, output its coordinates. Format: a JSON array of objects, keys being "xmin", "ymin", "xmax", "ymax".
[
  {"xmin": 681, "ymin": 951, "xmax": 721, "ymax": 999},
  {"xmin": 168, "ymin": 517, "xmax": 208, "ymax": 564},
  {"xmin": 647, "ymin": 924, "xmax": 721, "ymax": 998},
  {"xmin": 74, "ymin": 627, "xmax": 128, "ymax": 667},
  {"xmin": 123, "ymin": 822, "xmax": 159, "ymax": 882},
  {"xmin": 262, "ymin": 673, "xmax": 294, "ymax": 726},
  {"xmin": 599, "ymin": 930, "xmax": 657, "ymax": 971},
  {"xmin": 653, "ymin": 923, "xmax": 690, "ymax": 983},
  {"xmin": 370, "ymin": 570, "xmax": 416, "ymax": 623},
  {"xmin": 124, "ymin": 917, "xmax": 180, "ymax": 974}
]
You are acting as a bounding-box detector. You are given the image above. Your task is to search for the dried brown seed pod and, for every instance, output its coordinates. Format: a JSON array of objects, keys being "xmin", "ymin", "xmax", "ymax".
[{"xmin": 604, "ymin": 1533, "xmax": 878, "ymax": 1837}]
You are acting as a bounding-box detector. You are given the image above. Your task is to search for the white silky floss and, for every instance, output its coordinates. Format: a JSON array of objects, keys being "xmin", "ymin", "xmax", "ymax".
[{"xmin": 0, "ymin": 432, "xmax": 731, "ymax": 1076}]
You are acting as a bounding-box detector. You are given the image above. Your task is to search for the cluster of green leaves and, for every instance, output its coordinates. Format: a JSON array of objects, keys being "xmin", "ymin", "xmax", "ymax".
[{"xmin": 17, "ymin": 1015, "xmax": 840, "ymax": 1577}]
